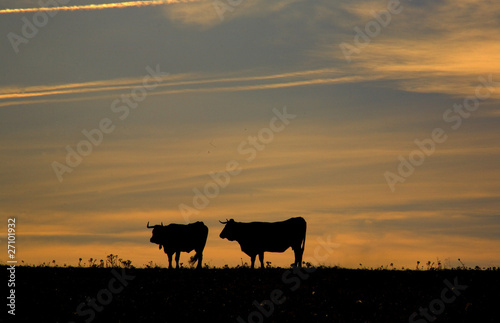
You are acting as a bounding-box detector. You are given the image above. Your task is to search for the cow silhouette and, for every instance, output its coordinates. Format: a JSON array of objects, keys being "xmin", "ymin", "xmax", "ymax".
[
  {"xmin": 147, "ymin": 221, "xmax": 208, "ymax": 269},
  {"xmin": 219, "ymin": 217, "xmax": 306, "ymax": 268}
]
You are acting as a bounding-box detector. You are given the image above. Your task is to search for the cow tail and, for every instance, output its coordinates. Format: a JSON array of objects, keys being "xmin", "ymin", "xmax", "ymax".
[
  {"xmin": 188, "ymin": 253, "xmax": 199, "ymax": 265},
  {"xmin": 301, "ymin": 220, "xmax": 306, "ymax": 253}
]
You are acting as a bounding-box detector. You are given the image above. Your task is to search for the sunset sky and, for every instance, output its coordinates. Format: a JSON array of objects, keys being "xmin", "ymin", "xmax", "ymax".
[{"xmin": 1, "ymin": 0, "xmax": 499, "ymax": 269}]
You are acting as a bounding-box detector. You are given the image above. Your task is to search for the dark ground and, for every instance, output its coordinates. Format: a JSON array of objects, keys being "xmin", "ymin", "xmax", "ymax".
[{"xmin": 4, "ymin": 265, "xmax": 499, "ymax": 323}]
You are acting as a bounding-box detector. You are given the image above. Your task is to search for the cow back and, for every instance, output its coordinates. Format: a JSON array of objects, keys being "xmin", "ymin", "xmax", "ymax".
[
  {"xmin": 234, "ymin": 217, "xmax": 306, "ymax": 253},
  {"xmin": 160, "ymin": 222, "xmax": 208, "ymax": 253}
]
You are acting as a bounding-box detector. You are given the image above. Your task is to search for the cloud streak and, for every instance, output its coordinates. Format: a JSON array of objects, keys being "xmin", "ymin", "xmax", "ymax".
[
  {"xmin": 0, "ymin": 0, "xmax": 199, "ymax": 14},
  {"xmin": 0, "ymin": 68, "xmax": 383, "ymax": 108}
]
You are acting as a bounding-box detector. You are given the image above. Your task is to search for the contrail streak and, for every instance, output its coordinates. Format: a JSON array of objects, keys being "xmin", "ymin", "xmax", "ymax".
[
  {"xmin": 0, "ymin": 69, "xmax": 384, "ymax": 108},
  {"xmin": 0, "ymin": 68, "xmax": 341, "ymax": 101},
  {"xmin": 0, "ymin": 0, "xmax": 197, "ymax": 14}
]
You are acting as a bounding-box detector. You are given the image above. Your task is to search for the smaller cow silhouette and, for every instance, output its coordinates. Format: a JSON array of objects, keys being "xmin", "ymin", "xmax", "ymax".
[{"xmin": 147, "ymin": 221, "xmax": 208, "ymax": 269}]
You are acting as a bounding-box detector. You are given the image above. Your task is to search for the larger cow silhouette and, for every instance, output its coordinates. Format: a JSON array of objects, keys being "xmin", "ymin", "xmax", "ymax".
[
  {"xmin": 219, "ymin": 217, "xmax": 306, "ymax": 269},
  {"xmin": 147, "ymin": 221, "xmax": 208, "ymax": 269}
]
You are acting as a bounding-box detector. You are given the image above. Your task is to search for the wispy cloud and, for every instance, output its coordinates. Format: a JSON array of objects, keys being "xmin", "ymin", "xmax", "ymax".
[
  {"xmin": 316, "ymin": 0, "xmax": 500, "ymax": 98},
  {"xmin": 162, "ymin": 0, "xmax": 301, "ymax": 28}
]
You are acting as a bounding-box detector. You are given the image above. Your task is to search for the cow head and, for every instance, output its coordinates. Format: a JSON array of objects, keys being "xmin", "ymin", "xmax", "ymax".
[
  {"xmin": 219, "ymin": 219, "xmax": 237, "ymax": 241},
  {"xmin": 147, "ymin": 221, "xmax": 165, "ymax": 250}
]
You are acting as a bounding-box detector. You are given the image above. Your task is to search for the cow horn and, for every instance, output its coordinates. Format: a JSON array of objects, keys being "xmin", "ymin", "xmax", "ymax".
[
  {"xmin": 147, "ymin": 221, "xmax": 154, "ymax": 228},
  {"xmin": 219, "ymin": 220, "xmax": 227, "ymax": 224},
  {"xmin": 161, "ymin": 222, "xmax": 164, "ymax": 226}
]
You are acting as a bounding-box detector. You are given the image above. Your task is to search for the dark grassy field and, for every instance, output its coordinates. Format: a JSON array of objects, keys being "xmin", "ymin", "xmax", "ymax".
[{"xmin": 4, "ymin": 265, "xmax": 499, "ymax": 322}]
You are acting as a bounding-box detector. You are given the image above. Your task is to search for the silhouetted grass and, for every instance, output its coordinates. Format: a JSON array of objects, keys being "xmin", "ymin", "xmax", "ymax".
[
  {"xmin": 3, "ymin": 258, "xmax": 499, "ymax": 322},
  {"xmin": 10, "ymin": 255, "xmax": 498, "ymax": 271}
]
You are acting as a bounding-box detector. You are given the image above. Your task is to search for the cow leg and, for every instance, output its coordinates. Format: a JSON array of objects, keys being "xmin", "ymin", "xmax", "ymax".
[
  {"xmin": 167, "ymin": 253, "xmax": 173, "ymax": 269},
  {"xmin": 293, "ymin": 246, "xmax": 303, "ymax": 267},
  {"xmin": 196, "ymin": 252, "xmax": 203, "ymax": 269},
  {"xmin": 175, "ymin": 252, "xmax": 180, "ymax": 269},
  {"xmin": 250, "ymin": 255, "xmax": 256, "ymax": 269},
  {"xmin": 258, "ymin": 253, "xmax": 265, "ymax": 269}
]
